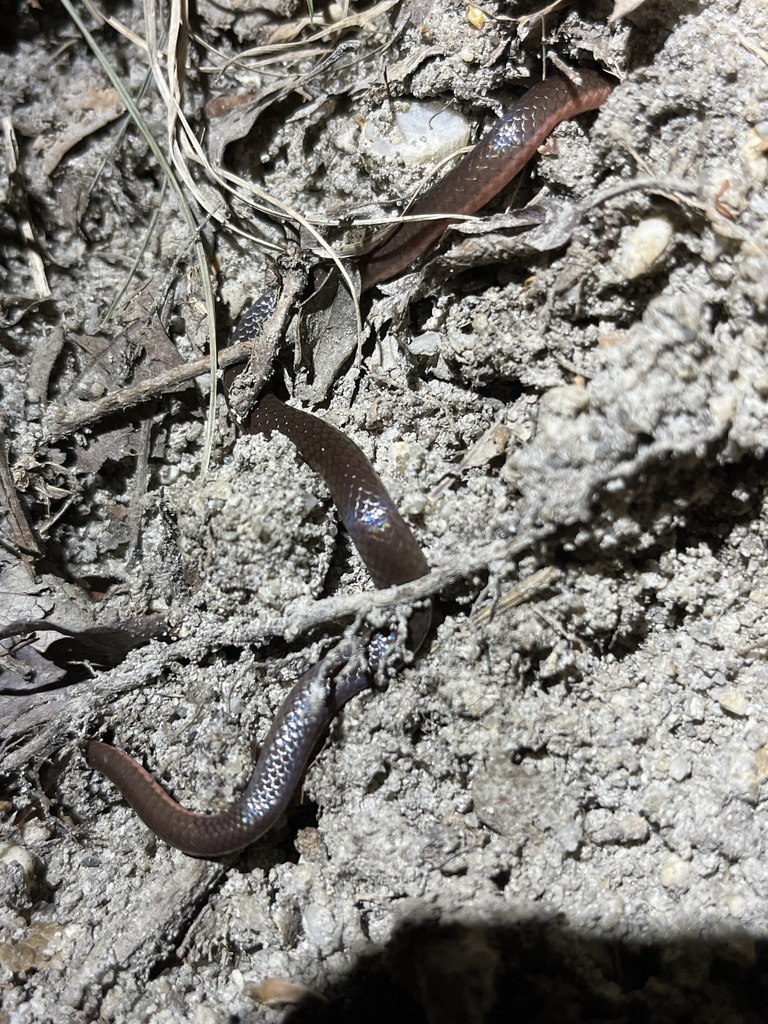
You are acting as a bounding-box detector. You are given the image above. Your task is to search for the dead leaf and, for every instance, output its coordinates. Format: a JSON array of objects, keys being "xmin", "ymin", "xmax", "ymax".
[{"xmin": 39, "ymin": 85, "xmax": 124, "ymax": 176}]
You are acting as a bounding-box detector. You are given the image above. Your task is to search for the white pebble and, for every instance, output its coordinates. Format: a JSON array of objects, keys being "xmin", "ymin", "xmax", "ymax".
[
  {"xmin": 659, "ymin": 853, "xmax": 691, "ymax": 888},
  {"xmin": 0, "ymin": 844, "xmax": 35, "ymax": 889},
  {"xmin": 614, "ymin": 216, "xmax": 674, "ymax": 280},
  {"xmin": 363, "ymin": 103, "xmax": 471, "ymax": 166},
  {"xmin": 717, "ymin": 690, "xmax": 749, "ymax": 717}
]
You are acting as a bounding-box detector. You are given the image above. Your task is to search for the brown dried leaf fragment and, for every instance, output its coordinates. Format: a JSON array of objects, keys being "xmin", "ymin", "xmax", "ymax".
[
  {"xmin": 38, "ymin": 85, "xmax": 124, "ymax": 176},
  {"xmin": 248, "ymin": 976, "xmax": 327, "ymax": 1008}
]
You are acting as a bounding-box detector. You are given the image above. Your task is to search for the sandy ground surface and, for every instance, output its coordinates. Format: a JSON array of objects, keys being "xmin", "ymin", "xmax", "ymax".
[{"xmin": 2, "ymin": 0, "xmax": 768, "ymax": 1020}]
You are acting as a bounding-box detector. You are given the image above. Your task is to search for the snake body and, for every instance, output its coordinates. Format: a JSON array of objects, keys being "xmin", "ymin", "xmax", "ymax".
[{"xmin": 86, "ymin": 70, "xmax": 614, "ymax": 856}]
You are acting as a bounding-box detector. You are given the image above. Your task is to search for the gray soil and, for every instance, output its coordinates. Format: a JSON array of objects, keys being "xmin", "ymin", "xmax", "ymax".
[{"xmin": 2, "ymin": 0, "xmax": 768, "ymax": 1021}]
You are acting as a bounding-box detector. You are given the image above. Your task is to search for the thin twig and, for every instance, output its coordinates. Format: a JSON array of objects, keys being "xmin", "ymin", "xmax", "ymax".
[
  {"xmin": 42, "ymin": 339, "xmax": 253, "ymax": 442},
  {"xmin": 1, "ymin": 118, "xmax": 51, "ymax": 300}
]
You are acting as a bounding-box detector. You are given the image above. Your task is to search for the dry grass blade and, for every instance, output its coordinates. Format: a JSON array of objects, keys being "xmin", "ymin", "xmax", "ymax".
[
  {"xmin": 42, "ymin": 339, "xmax": 255, "ymax": 442},
  {"xmin": 0, "ymin": 415, "xmax": 43, "ymax": 574},
  {"xmin": 61, "ymin": 0, "xmax": 219, "ymax": 472},
  {"xmin": 145, "ymin": 0, "xmax": 367, "ymax": 460},
  {"xmin": 100, "ymin": 180, "xmax": 167, "ymax": 330},
  {"xmin": 55, "ymin": 0, "xmax": 373, "ymax": 472},
  {"xmin": 471, "ymin": 567, "xmax": 561, "ymax": 626},
  {"xmin": 517, "ymin": 0, "xmax": 568, "ymax": 26},
  {"xmin": 2, "ymin": 118, "xmax": 51, "ymax": 300}
]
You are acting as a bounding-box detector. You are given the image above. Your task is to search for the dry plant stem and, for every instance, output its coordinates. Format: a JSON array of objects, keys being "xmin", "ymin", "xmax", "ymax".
[
  {"xmin": 2, "ymin": 117, "xmax": 51, "ymax": 299},
  {"xmin": 124, "ymin": 419, "xmax": 153, "ymax": 567},
  {"xmin": 735, "ymin": 29, "xmax": 768, "ymax": 66},
  {"xmin": 0, "ymin": 414, "xmax": 43, "ymax": 573},
  {"xmin": 60, "ymin": 0, "xmax": 219, "ymax": 475},
  {"xmin": 227, "ymin": 263, "xmax": 309, "ymax": 424},
  {"xmin": 517, "ymin": 0, "xmax": 569, "ymax": 26},
  {"xmin": 41, "ymin": 340, "xmax": 254, "ymax": 443},
  {"xmin": 470, "ymin": 567, "xmax": 561, "ymax": 626},
  {"xmin": 138, "ymin": 0, "xmax": 361, "ymax": 291}
]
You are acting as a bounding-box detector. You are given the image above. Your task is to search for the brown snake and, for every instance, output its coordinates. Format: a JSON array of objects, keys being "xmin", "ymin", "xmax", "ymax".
[{"xmin": 86, "ymin": 69, "xmax": 614, "ymax": 856}]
